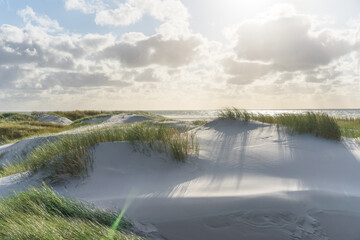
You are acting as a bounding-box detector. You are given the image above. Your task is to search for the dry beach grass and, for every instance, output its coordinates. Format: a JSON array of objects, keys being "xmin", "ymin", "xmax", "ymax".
[
  {"xmin": 0, "ymin": 122, "xmax": 199, "ymax": 179},
  {"xmin": 218, "ymin": 108, "xmax": 342, "ymax": 140},
  {"xmin": 0, "ymin": 185, "xmax": 141, "ymax": 240}
]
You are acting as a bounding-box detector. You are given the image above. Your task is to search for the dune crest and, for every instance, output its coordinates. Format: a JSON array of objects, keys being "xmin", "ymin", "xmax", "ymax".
[{"xmin": 50, "ymin": 118, "xmax": 360, "ymax": 239}]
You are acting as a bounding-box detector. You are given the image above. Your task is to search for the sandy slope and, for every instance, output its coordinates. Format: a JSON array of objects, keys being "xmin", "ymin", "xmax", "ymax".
[
  {"xmin": 50, "ymin": 119, "xmax": 360, "ymax": 239},
  {"xmin": 1, "ymin": 118, "xmax": 360, "ymax": 239},
  {"xmin": 0, "ymin": 113, "xmax": 152, "ymax": 166},
  {"xmin": 37, "ymin": 113, "xmax": 73, "ymax": 125},
  {"xmin": 0, "ymin": 136, "xmax": 57, "ymax": 166},
  {"xmin": 84, "ymin": 113, "xmax": 151, "ymax": 125},
  {"xmin": 67, "ymin": 113, "xmax": 153, "ymax": 133}
]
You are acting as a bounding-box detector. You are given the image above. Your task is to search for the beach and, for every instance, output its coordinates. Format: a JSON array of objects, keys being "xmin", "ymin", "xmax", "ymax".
[{"xmin": 1, "ymin": 112, "xmax": 360, "ymax": 239}]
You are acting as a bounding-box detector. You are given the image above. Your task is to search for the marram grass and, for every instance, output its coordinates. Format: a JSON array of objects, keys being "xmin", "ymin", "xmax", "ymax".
[
  {"xmin": 218, "ymin": 108, "xmax": 341, "ymax": 141},
  {"xmin": 0, "ymin": 185, "xmax": 141, "ymax": 240},
  {"xmin": 218, "ymin": 108, "xmax": 251, "ymax": 121},
  {"xmin": 0, "ymin": 111, "xmax": 165, "ymax": 144},
  {"xmin": 336, "ymin": 117, "xmax": 360, "ymax": 139},
  {"xmin": 32, "ymin": 110, "xmax": 166, "ymax": 122},
  {"xmin": 0, "ymin": 123, "xmax": 199, "ymax": 178},
  {"xmin": 0, "ymin": 121, "xmax": 69, "ymax": 144}
]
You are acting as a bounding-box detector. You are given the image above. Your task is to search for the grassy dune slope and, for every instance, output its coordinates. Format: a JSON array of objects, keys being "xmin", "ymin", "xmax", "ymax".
[
  {"xmin": 218, "ymin": 108, "xmax": 342, "ymax": 140},
  {"xmin": 0, "ymin": 123, "xmax": 199, "ymax": 178},
  {"xmin": 0, "ymin": 185, "xmax": 142, "ymax": 240},
  {"xmin": 0, "ymin": 121, "xmax": 69, "ymax": 144},
  {"xmin": 0, "ymin": 111, "xmax": 166, "ymax": 144}
]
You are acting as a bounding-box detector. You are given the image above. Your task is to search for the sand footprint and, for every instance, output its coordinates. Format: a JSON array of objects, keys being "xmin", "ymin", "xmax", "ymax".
[{"xmin": 232, "ymin": 211, "xmax": 329, "ymax": 240}]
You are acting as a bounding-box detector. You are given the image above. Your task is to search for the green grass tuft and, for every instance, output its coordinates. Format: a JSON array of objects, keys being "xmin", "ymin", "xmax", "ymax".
[
  {"xmin": 0, "ymin": 123, "xmax": 199, "ymax": 178},
  {"xmin": 336, "ymin": 117, "xmax": 360, "ymax": 138},
  {"xmin": 0, "ymin": 121, "xmax": 69, "ymax": 144},
  {"xmin": 218, "ymin": 108, "xmax": 341, "ymax": 141},
  {"xmin": 0, "ymin": 185, "xmax": 141, "ymax": 240},
  {"xmin": 192, "ymin": 120, "xmax": 208, "ymax": 126},
  {"xmin": 32, "ymin": 110, "xmax": 105, "ymax": 121},
  {"xmin": 218, "ymin": 108, "xmax": 250, "ymax": 121},
  {"xmin": 32, "ymin": 110, "xmax": 165, "ymax": 123},
  {"xmin": 0, "ymin": 112, "xmax": 36, "ymax": 122}
]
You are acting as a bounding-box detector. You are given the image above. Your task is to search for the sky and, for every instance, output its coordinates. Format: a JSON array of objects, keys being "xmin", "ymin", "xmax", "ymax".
[{"xmin": 0, "ymin": 0, "xmax": 359, "ymax": 110}]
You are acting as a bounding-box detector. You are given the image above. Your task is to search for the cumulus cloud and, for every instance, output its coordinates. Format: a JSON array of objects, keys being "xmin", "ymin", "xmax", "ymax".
[
  {"xmin": 222, "ymin": 57, "xmax": 273, "ymax": 84},
  {"xmin": 0, "ymin": 66, "xmax": 22, "ymax": 88},
  {"xmin": 66, "ymin": 0, "xmax": 189, "ymax": 26},
  {"xmin": 224, "ymin": 4, "xmax": 359, "ymax": 85},
  {"xmin": 65, "ymin": 0, "xmax": 190, "ymax": 38},
  {"xmin": 95, "ymin": 3, "xmax": 142, "ymax": 26},
  {"xmin": 304, "ymin": 68, "xmax": 340, "ymax": 83},
  {"xmin": 18, "ymin": 6, "xmax": 62, "ymax": 32},
  {"xmin": 233, "ymin": 7, "xmax": 355, "ymax": 71},
  {"xmin": 0, "ymin": 17, "xmax": 116, "ymax": 71},
  {"xmin": 1, "ymin": 3, "xmax": 359, "ymax": 109},
  {"xmin": 0, "ymin": 26, "xmax": 75, "ymax": 69},
  {"xmin": 43, "ymin": 72, "xmax": 131, "ymax": 88},
  {"xmin": 129, "ymin": 0, "xmax": 189, "ymax": 23},
  {"xmin": 133, "ymin": 69, "xmax": 160, "ymax": 82},
  {"xmin": 64, "ymin": 0, "xmax": 107, "ymax": 14},
  {"xmin": 0, "ymin": 8, "xmax": 123, "ymax": 94},
  {"xmin": 0, "ymin": 8, "xmax": 89, "ymax": 70},
  {"xmin": 98, "ymin": 34, "xmax": 202, "ymax": 67}
]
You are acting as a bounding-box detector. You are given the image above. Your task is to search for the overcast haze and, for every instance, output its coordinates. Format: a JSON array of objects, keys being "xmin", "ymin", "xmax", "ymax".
[{"xmin": 0, "ymin": 0, "xmax": 359, "ymax": 110}]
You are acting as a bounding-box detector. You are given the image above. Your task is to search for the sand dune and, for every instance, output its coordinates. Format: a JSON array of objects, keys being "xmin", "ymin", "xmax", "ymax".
[
  {"xmin": 1, "ymin": 118, "xmax": 360, "ymax": 239},
  {"xmin": 37, "ymin": 113, "xmax": 73, "ymax": 125},
  {"xmin": 49, "ymin": 118, "xmax": 360, "ymax": 239},
  {"xmin": 84, "ymin": 113, "xmax": 152, "ymax": 125}
]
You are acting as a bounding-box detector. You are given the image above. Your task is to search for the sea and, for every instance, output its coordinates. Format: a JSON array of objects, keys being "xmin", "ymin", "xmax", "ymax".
[{"xmin": 150, "ymin": 109, "xmax": 360, "ymax": 121}]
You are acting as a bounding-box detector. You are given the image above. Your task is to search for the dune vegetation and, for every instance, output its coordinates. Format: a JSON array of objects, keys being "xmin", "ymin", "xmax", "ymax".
[
  {"xmin": 218, "ymin": 108, "xmax": 342, "ymax": 141},
  {"xmin": 0, "ymin": 111, "xmax": 168, "ymax": 144},
  {"xmin": 0, "ymin": 185, "xmax": 141, "ymax": 240},
  {"xmin": 0, "ymin": 112, "xmax": 71, "ymax": 144},
  {"xmin": 0, "ymin": 112, "xmax": 36, "ymax": 121},
  {"xmin": 32, "ymin": 110, "xmax": 108, "ymax": 121},
  {"xmin": 0, "ymin": 120, "xmax": 69, "ymax": 144},
  {"xmin": 0, "ymin": 123, "xmax": 199, "ymax": 178},
  {"xmin": 33, "ymin": 110, "xmax": 165, "ymax": 122},
  {"xmin": 218, "ymin": 108, "xmax": 251, "ymax": 122},
  {"xmin": 336, "ymin": 117, "xmax": 360, "ymax": 138}
]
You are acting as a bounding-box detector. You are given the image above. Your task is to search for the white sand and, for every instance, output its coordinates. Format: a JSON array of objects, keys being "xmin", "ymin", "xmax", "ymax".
[
  {"xmin": 37, "ymin": 114, "xmax": 72, "ymax": 125},
  {"xmin": 53, "ymin": 119, "xmax": 360, "ymax": 239},
  {"xmin": 67, "ymin": 113, "xmax": 153, "ymax": 133},
  {"xmin": 0, "ymin": 136, "xmax": 57, "ymax": 166},
  {"xmin": 0, "ymin": 113, "xmax": 152, "ymax": 165},
  {"xmin": 84, "ymin": 113, "xmax": 151, "ymax": 125},
  {"xmin": 83, "ymin": 116, "xmax": 112, "ymax": 124},
  {"xmin": 2, "ymin": 118, "xmax": 360, "ymax": 239}
]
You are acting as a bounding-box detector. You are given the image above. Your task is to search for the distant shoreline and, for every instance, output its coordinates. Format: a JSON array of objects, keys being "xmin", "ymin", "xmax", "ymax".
[{"xmin": 2, "ymin": 109, "xmax": 360, "ymax": 120}]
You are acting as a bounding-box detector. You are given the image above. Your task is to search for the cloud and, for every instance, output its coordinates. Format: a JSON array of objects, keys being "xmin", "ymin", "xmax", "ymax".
[
  {"xmin": 304, "ymin": 68, "xmax": 340, "ymax": 83},
  {"xmin": 42, "ymin": 72, "xmax": 131, "ymax": 88},
  {"xmin": 65, "ymin": 0, "xmax": 190, "ymax": 36},
  {"xmin": 222, "ymin": 57, "xmax": 273, "ymax": 84},
  {"xmin": 2, "ymin": 3, "xmax": 359, "ymax": 110},
  {"xmin": 0, "ymin": 22, "xmax": 115, "ymax": 70},
  {"xmin": 223, "ymin": 4, "xmax": 359, "ymax": 85},
  {"xmin": 133, "ymin": 68, "xmax": 161, "ymax": 82},
  {"xmin": 129, "ymin": 0, "xmax": 189, "ymax": 23},
  {"xmin": 0, "ymin": 24, "xmax": 25, "ymax": 43},
  {"xmin": 95, "ymin": 3, "xmax": 142, "ymax": 26},
  {"xmin": 0, "ymin": 32, "xmax": 75, "ymax": 69},
  {"xmin": 233, "ymin": 6, "xmax": 355, "ymax": 71},
  {"xmin": 18, "ymin": 6, "xmax": 62, "ymax": 32},
  {"xmin": 64, "ymin": 0, "xmax": 106, "ymax": 14},
  {"xmin": 98, "ymin": 34, "xmax": 202, "ymax": 67},
  {"xmin": 0, "ymin": 66, "xmax": 22, "ymax": 88}
]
